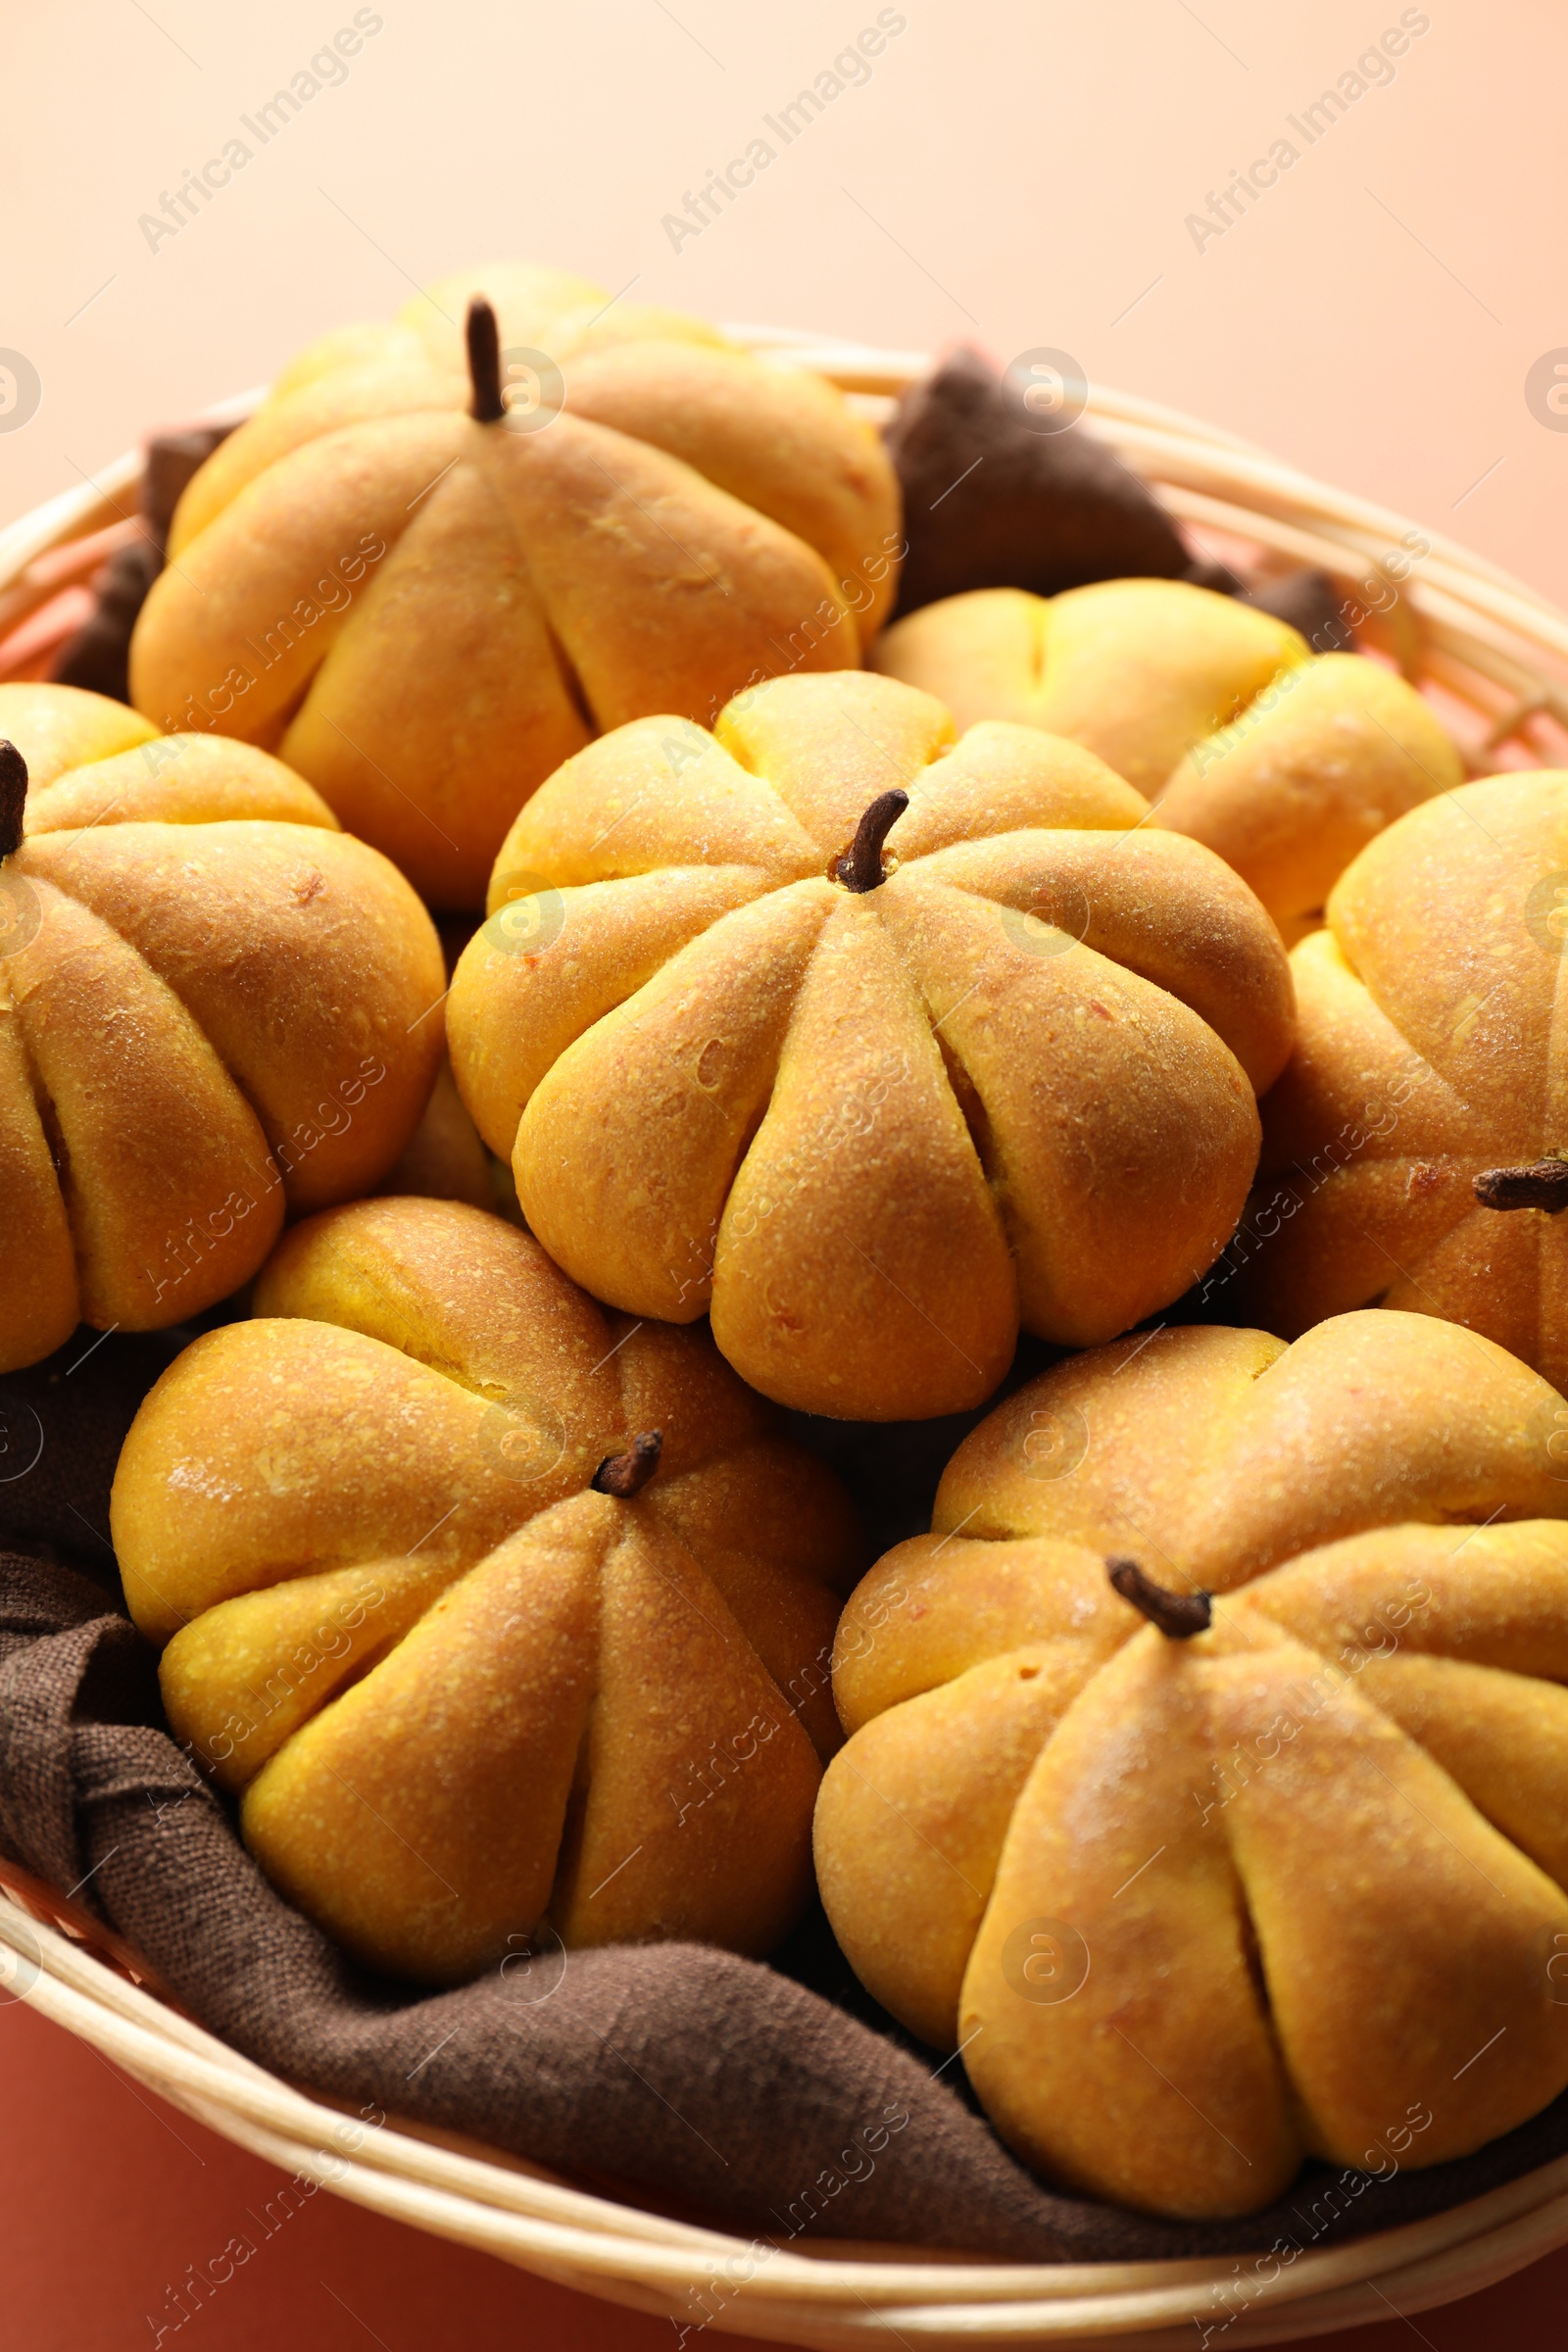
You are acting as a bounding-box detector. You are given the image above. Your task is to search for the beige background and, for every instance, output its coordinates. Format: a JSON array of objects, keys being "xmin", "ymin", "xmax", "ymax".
[
  {"xmin": 5, "ymin": 0, "xmax": 1568, "ymax": 603},
  {"xmin": 5, "ymin": 6, "xmax": 1568, "ymax": 2348}
]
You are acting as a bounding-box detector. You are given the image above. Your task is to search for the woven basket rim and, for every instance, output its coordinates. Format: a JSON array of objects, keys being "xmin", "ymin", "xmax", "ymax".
[
  {"xmin": 6, "ymin": 325, "xmax": 1568, "ymax": 2345},
  {"xmin": 8, "ymin": 1860, "xmax": 1567, "ymax": 2348}
]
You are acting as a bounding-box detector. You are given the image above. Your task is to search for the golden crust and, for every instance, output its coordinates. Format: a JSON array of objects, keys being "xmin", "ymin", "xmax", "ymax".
[
  {"xmin": 132, "ymin": 264, "xmax": 900, "ymax": 908},
  {"xmin": 870, "ymin": 581, "xmax": 1461, "ymax": 941},
  {"xmin": 448, "ymin": 673, "xmax": 1295, "ymax": 1419},
  {"xmin": 0, "ymin": 692, "xmax": 444, "ymax": 1369},
  {"xmin": 1236, "ymin": 772, "xmax": 1568, "ymax": 1389},
  {"xmin": 0, "ymin": 680, "xmax": 157, "ymax": 787},
  {"xmin": 815, "ymin": 1312, "xmax": 1568, "ymax": 2217},
  {"xmin": 111, "ymin": 1198, "xmax": 863, "ymax": 1983}
]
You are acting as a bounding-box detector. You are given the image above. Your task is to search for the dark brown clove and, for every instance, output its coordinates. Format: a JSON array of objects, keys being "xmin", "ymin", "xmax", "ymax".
[
  {"xmin": 1107, "ymin": 1555, "xmax": 1212, "ymax": 1640},
  {"xmin": 466, "ymin": 296, "xmax": 507, "ymax": 425},
  {"xmin": 835, "ymin": 789, "xmax": 908, "ymax": 894},
  {"xmin": 591, "ymin": 1430, "xmax": 663, "ymax": 1498},
  {"xmin": 0, "ymin": 743, "xmax": 27, "ymax": 862},
  {"xmin": 1473, "ymin": 1160, "xmax": 1568, "ymax": 1215}
]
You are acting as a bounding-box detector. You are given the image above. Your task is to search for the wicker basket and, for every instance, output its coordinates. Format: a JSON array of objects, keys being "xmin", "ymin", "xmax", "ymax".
[{"xmin": 5, "ymin": 330, "xmax": 1568, "ymax": 2348}]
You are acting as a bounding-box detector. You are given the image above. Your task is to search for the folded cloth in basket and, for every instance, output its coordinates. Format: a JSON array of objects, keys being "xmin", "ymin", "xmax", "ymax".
[{"xmin": 2, "ymin": 1332, "xmax": 1567, "ymax": 2262}]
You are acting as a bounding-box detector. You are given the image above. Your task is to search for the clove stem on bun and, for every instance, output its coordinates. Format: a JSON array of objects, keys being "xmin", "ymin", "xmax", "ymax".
[
  {"xmin": 836, "ymin": 789, "xmax": 909, "ymax": 894},
  {"xmin": 1106, "ymin": 1556, "xmax": 1212, "ymax": 1640},
  {"xmin": 591, "ymin": 1430, "xmax": 662, "ymax": 1497},
  {"xmin": 466, "ymin": 296, "xmax": 507, "ymax": 425},
  {"xmin": 0, "ymin": 742, "xmax": 26, "ymax": 861},
  {"xmin": 1473, "ymin": 1159, "xmax": 1568, "ymax": 1215}
]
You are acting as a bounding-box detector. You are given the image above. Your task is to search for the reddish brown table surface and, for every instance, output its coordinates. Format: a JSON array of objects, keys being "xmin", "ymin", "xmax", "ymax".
[{"xmin": 2, "ymin": 1996, "xmax": 1560, "ymax": 2351}]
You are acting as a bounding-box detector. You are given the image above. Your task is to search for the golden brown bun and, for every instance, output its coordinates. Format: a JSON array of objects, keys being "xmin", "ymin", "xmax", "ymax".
[
  {"xmin": 129, "ymin": 264, "xmax": 901, "ymax": 908},
  {"xmin": 0, "ymin": 691, "xmax": 445, "ymax": 1371},
  {"xmin": 0, "ymin": 680, "xmax": 159, "ymax": 784},
  {"xmin": 447, "ymin": 671, "xmax": 1295, "ymax": 1421},
  {"xmin": 870, "ymin": 581, "xmax": 1461, "ymax": 942},
  {"xmin": 376, "ymin": 1055, "xmax": 497, "ymax": 1212},
  {"xmin": 815, "ymin": 1311, "xmax": 1568, "ymax": 2217},
  {"xmin": 111, "ymin": 1198, "xmax": 863, "ymax": 1984},
  {"xmin": 1233, "ymin": 772, "xmax": 1568, "ymax": 1387}
]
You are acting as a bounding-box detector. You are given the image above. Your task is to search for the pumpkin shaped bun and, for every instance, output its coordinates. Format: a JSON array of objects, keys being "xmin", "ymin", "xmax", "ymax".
[
  {"xmin": 0, "ymin": 683, "xmax": 444, "ymax": 1373},
  {"xmin": 815, "ymin": 1310, "xmax": 1568, "ymax": 2219},
  {"xmin": 446, "ymin": 671, "xmax": 1295, "ymax": 1421},
  {"xmin": 871, "ymin": 580, "xmax": 1462, "ymax": 942},
  {"xmin": 128, "ymin": 263, "xmax": 901, "ymax": 906},
  {"xmin": 1234, "ymin": 772, "xmax": 1568, "ymax": 1390},
  {"xmin": 111, "ymin": 1198, "xmax": 862, "ymax": 1984}
]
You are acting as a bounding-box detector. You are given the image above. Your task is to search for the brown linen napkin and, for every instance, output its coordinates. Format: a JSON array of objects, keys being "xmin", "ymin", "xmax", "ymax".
[
  {"xmin": 50, "ymin": 425, "xmax": 234, "ymax": 703},
  {"xmin": 2, "ymin": 1331, "xmax": 1566, "ymax": 2264},
  {"xmin": 884, "ymin": 346, "xmax": 1194, "ymax": 615},
  {"xmin": 882, "ymin": 349, "xmax": 1357, "ymax": 665},
  {"xmin": 1245, "ymin": 564, "xmax": 1356, "ymax": 653}
]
